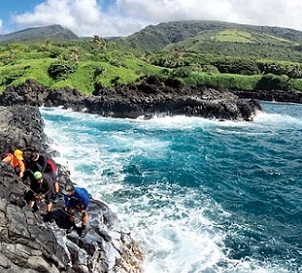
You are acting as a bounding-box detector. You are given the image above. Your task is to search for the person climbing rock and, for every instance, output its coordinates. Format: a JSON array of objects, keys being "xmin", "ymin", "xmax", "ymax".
[
  {"xmin": 24, "ymin": 171, "xmax": 54, "ymax": 221},
  {"xmin": 2, "ymin": 149, "xmax": 25, "ymax": 179},
  {"xmin": 26, "ymin": 150, "xmax": 59, "ymax": 203},
  {"xmin": 62, "ymin": 184, "xmax": 89, "ymax": 237}
]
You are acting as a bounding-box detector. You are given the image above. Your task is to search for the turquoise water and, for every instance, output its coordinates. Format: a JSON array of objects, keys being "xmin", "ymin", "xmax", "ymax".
[{"xmin": 41, "ymin": 102, "xmax": 302, "ymax": 273}]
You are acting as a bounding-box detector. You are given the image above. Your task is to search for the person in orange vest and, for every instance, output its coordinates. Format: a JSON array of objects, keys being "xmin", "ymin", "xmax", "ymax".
[{"xmin": 2, "ymin": 149, "xmax": 25, "ymax": 179}]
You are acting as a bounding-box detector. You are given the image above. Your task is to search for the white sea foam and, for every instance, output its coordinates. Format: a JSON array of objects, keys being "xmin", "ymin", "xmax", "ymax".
[
  {"xmin": 253, "ymin": 111, "xmax": 302, "ymax": 126},
  {"xmin": 41, "ymin": 106, "xmax": 296, "ymax": 273}
]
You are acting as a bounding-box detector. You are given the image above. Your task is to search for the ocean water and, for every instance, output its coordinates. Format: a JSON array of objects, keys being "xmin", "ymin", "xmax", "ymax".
[{"xmin": 40, "ymin": 102, "xmax": 302, "ymax": 273}]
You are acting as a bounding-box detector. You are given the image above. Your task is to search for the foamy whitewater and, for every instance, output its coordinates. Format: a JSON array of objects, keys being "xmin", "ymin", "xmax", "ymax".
[{"xmin": 41, "ymin": 102, "xmax": 302, "ymax": 273}]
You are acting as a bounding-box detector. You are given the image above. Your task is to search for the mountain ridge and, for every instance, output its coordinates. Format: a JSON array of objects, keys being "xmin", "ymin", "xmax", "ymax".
[
  {"xmin": 121, "ymin": 20, "xmax": 302, "ymax": 52},
  {"xmin": 2, "ymin": 20, "xmax": 302, "ymax": 47},
  {"xmin": 0, "ymin": 24, "xmax": 78, "ymax": 42}
]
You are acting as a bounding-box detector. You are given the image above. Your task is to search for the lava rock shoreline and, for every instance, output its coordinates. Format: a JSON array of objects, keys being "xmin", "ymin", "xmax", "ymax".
[
  {"xmin": 0, "ymin": 105, "xmax": 143, "ymax": 273},
  {"xmin": 0, "ymin": 76, "xmax": 264, "ymax": 121},
  {"xmin": 1, "ymin": 77, "xmax": 299, "ymax": 272}
]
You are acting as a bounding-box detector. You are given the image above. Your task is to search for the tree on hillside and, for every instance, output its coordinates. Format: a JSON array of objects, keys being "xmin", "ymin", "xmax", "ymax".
[
  {"xmin": 91, "ymin": 35, "xmax": 107, "ymax": 51},
  {"xmin": 288, "ymin": 64, "xmax": 302, "ymax": 79},
  {"xmin": 48, "ymin": 61, "xmax": 78, "ymax": 80},
  {"xmin": 256, "ymin": 74, "xmax": 292, "ymax": 90}
]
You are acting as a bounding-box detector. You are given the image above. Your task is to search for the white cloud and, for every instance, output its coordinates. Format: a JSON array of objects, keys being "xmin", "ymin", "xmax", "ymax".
[
  {"xmin": 11, "ymin": 0, "xmax": 302, "ymax": 37},
  {"xmin": 13, "ymin": 0, "xmax": 144, "ymax": 37},
  {"xmin": 116, "ymin": 0, "xmax": 302, "ymax": 30},
  {"xmin": 116, "ymin": 0, "xmax": 233, "ymax": 22},
  {"xmin": 0, "ymin": 18, "xmax": 2, "ymax": 32},
  {"xmin": 223, "ymin": 0, "xmax": 302, "ymax": 29}
]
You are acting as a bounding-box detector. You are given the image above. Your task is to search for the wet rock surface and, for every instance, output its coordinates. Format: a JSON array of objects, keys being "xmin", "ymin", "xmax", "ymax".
[{"xmin": 0, "ymin": 106, "xmax": 143, "ymax": 273}]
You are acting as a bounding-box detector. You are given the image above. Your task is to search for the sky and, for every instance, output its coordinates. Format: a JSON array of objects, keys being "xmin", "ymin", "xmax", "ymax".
[{"xmin": 0, "ymin": 0, "xmax": 301, "ymax": 38}]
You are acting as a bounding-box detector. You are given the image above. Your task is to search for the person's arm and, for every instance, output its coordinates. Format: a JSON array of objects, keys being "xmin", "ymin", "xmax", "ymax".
[
  {"xmin": 2, "ymin": 155, "xmax": 12, "ymax": 164},
  {"xmin": 18, "ymin": 160, "xmax": 25, "ymax": 178}
]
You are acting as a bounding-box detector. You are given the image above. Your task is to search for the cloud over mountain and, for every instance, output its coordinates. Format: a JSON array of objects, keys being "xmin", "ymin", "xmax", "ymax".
[{"xmin": 6, "ymin": 0, "xmax": 302, "ymax": 37}]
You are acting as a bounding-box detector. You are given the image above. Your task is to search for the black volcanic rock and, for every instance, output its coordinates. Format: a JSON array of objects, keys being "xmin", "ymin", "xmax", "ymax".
[
  {"xmin": 229, "ymin": 89, "xmax": 302, "ymax": 104},
  {"xmin": 0, "ymin": 77, "xmax": 263, "ymax": 121},
  {"xmin": 0, "ymin": 106, "xmax": 143, "ymax": 273},
  {"xmin": 0, "ymin": 79, "xmax": 49, "ymax": 106}
]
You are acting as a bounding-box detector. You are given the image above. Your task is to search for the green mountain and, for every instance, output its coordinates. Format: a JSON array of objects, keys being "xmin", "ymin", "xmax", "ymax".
[
  {"xmin": 2, "ymin": 21, "xmax": 302, "ymax": 62},
  {"xmin": 119, "ymin": 20, "xmax": 302, "ymax": 61},
  {"xmin": 0, "ymin": 25, "xmax": 78, "ymax": 43}
]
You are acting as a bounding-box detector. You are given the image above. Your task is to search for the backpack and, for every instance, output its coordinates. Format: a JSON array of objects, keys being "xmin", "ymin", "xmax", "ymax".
[
  {"xmin": 46, "ymin": 157, "xmax": 57, "ymax": 173},
  {"xmin": 2, "ymin": 153, "xmax": 13, "ymax": 161}
]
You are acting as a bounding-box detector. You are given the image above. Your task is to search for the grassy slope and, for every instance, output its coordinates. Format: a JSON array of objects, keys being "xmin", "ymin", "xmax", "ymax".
[
  {"xmin": 1, "ymin": 20, "xmax": 302, "ymax": 93},
  {"xmin": 0, "ymin": 45, "xmax": 163, "ymax": 93},
  {"xmin": 162, "ymin": 28, "xmax": 302, "ymax": 61}
]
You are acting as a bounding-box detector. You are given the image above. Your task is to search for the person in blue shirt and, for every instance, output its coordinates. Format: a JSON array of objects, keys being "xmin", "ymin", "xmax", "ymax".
[{"xmin": 62, "ymin": 184, "xmax": 89, "ymax": 237}]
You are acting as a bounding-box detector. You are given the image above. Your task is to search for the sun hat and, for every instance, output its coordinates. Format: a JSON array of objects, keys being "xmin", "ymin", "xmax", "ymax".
[
  {"xmin": 33, "ymin": 171, "xmax": 43, "ymax": 180},
  {"xmin": 13, "ymin": 149, "xmax": 23, "ymax": 160},
  {"xmin": 62, "ymin": 184, "xmax": 75, "ymax": 195}
]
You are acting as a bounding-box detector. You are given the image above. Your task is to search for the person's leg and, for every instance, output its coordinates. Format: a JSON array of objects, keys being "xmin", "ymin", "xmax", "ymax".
[
  {"xmin": 52, "ymin": 181, "xmax": 60, "ymax": 203},
  {"xmin": 28, "ymin": 200, "xmax": 35, "ymax": 209},
  {"xmin": 66, "ymin": 207, "xmax": 76, "ymax": 233},
  {"xmin": 42, "ymin": 192, "xmax": 54, "ymax": 221},
  {"xmin": 24, "ymin": 191, "xmax": 38, "ymax": 211},
  {"xmin": 49, "ymin": 172, "xmax": 59, "ymax": 193},
  {"xmin": 44, "ymin": 191, "xmax": 54, "ymax": 212},
  {"xmin": 81, "ymin": 209, "xmax": 88, "ymax": 226},
  {"xmin": 54, "ymin": 182, "xmax": 59, "ymax": 194},
  {"xmin": 46, "ymin": 202, "xmax": 53, "ymax": 213},
  {"xmin": 49, "ymin": 172, "xmax": 59, "ymax": 203},
  {"xmin": 76, "ymin": 209, "xmax": 88, "ymax": 237},
  {"xmin": 67, "ymin": 207, "xmax": 75, "ymax": 223}
]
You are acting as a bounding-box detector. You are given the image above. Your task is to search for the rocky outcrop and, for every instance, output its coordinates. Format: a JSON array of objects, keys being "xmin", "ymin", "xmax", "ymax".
[
  {"xmin": 0, "ymin": 77, "xmax": 263, "ymax": 121},
  {"xmin": 229, "ymin": 89, "xmax": 302, "ymax": 104},
  {"xmin": 83, "ymin": 77, "xmax": 262, "ymax": 121},
  {"xmin": 0, "ymin": 79, "xmax": 83, "ymax": 107},
  {"xmin": 0, "ymin": 106, "xmax": 143, "ymax": 273}
]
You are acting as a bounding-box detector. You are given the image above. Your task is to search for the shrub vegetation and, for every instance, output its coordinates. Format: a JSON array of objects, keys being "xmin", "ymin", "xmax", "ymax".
[{"xmin": 1, "ymin": 21, "xmax": 302, "ymax": 94}]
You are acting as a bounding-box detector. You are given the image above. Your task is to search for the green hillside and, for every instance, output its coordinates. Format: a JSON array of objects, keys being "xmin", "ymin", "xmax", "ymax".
[
  {"xmin": 0, "ymin": 39, "xmax": 163, "ymax": 93},
  {"xmin": 1, "ymin": 21, "xmax": 302, "ymax": 94},
  {"xmin": 120, "ymin": 20, "xmax": 302, "ymax": 62},
  {"xmin": 165, "ymin": 28, "xmax": 294, "ymax": 48}
]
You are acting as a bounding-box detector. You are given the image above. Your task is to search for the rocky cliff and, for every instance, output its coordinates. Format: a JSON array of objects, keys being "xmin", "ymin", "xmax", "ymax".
[
  {"xmin": 0, "ymin": 106, "xmax": 143, "ymax": 273},
  {"xmin": 0, "ymin": 76, "xmax": 263, "ymax": 121}
]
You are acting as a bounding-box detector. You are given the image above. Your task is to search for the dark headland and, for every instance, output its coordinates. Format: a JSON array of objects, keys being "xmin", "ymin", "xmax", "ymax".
[{"xmin": 0, "ymin": 76, "xmax": 263, "ymax": 121}]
